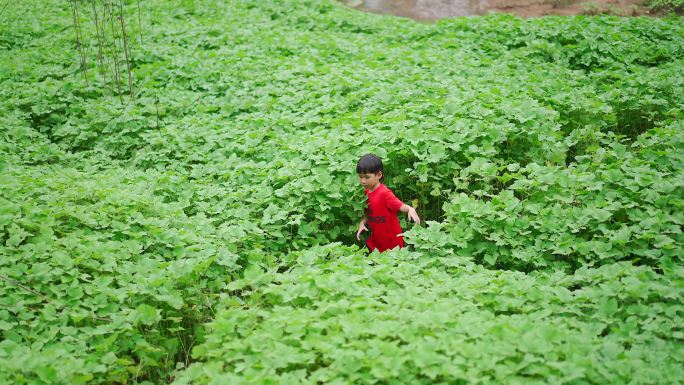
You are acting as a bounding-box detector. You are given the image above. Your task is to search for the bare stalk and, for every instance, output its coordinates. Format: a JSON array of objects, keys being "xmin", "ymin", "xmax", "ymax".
[
  {"xmin": 0, "ymin": 274, "xmax": 111, "ymax": 322},
  {"xmin": 91, "ymin": 1, "xmax": 107, "ymax": 87},
  {"xmin": 75, "ymin": 1, "xmax": 89, "ymax": 85},
  {"xmin": 118, "ymin": 0, "xmax": 135, "ymax": 103},
  {"xmin": 136, "ymin": 0, "xmax": 143, "ymax": 45},
  {"xmin": 99, "ymin": 0, "xmax": 115, "ymax": 93},
  {"xmin": 70, "ymin": 0, "xmax": 89, "ymax": 85},
  {"xmin": 106, "ymin": 0, "xmax": 124, "ymax": 103},
  {"xmin": 0, "ymin": 1, "xmax": 10, "ymax": 20}
]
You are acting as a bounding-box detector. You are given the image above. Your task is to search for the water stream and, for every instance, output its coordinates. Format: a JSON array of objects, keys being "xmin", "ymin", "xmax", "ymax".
[
  {"xmin": 347, "ymin": 0, "xmax": 490, "ymax": 20},
  {"xmin": 341, "ymin": 0, "xmax": 646, "ymax": 19}
]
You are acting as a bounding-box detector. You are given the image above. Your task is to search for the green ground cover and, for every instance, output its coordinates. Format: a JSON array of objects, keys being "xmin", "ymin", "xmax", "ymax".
[{"xmin": 1, "ymin": 0, "xmax": 683, "ymax": 383}]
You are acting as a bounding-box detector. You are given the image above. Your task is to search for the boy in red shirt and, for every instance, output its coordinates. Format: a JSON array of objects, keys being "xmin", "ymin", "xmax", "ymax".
[{"xmin": 356, "ymin": 154, "xmax": 420, "ymax": 253}]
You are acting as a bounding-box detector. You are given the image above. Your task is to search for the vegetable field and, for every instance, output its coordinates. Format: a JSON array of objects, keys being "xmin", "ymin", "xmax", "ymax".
[{"xmin": 1, "ymin": 0, "xmax": 683, "ymax": 384}]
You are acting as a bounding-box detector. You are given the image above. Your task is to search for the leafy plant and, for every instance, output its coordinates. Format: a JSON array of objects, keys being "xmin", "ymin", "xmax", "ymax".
[
  {"xmin": 644, "ymin": 0, "xmax": 684, "ymax": 12},
  {"xmin": 1, "ymin": 0, "xmax": 683, "ymax": 383}
]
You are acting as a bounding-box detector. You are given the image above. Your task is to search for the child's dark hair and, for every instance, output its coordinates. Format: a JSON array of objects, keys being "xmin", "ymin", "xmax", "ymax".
[{"xmin": 356, "ymin": 154, "xmax": 384, "ymax": 182}]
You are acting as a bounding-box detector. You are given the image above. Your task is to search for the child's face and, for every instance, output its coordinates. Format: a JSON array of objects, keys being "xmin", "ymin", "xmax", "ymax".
[{"xmin": 358, "ymin": 172, "xmax": 382, "ymax": 190}]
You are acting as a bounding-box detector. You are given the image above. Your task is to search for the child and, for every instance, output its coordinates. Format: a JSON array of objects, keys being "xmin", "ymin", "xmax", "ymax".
[{"xmin": 356, "ymin": 154, "xmax": 420, "ymax": 253}]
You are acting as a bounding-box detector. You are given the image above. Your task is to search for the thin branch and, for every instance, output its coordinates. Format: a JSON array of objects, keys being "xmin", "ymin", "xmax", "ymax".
[
  {"xmin": 106, "ymin": 93, "xmax": 134, "ymax": 126},
  {"xmin": 91, "ymin": 1, "xmax": 107, "ymax": 87},
  {"xmin": 118, "ymin": 0, "xmax": 135, "ymax": 104},
  {"xmin": 0, "ymin": 0, "xmax": 10, "ymax": 20},
  {"xmin": 0, "ymin": 274, "xmax": 111, "ymax": 322},
  {"xmin": 136, "ymin": 0, "xmax": 143, "ymax": 45},
  {"xmin": 180, "ymin": 93, "xmax": 203, "ymax": 114},
  {"xmin": 99, "ymin": 0, "xmax": 114, "ymax": 93},
  {"xmin": 106, "ymin": 0, "xmax": 124, "ymax": 103},
  {"xmin": 155, "ymin": 95, "xmax": 160, "ymax": 129},
  {"xmin": 0, "ymin": 274, "xmax": 51, "ymax": 302},
  {"xmin": 75, "ymin": 0, "xmax": 89, "ymax": 85},
  {"xmin": 70, "ymin": 0, "xmax": 89, "ymax": 86}
]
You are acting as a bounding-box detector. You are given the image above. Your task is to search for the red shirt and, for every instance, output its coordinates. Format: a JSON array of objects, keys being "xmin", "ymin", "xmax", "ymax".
[{"xmin": 364, "ymin": 183, "xmax": 405, "ymax": 252}]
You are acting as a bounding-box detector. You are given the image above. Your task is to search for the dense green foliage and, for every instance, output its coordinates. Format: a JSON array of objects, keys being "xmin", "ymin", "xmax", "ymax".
[
  {"xmin": 645, "ymin": 0, "xmax": 684, "ymax": 13},
  {"xmin": 1, "ymin": 0, "xmax": 682, "ymax": 384},
  {"xmin": 176, "ymin": 245, "xmax": 684, "ymax": 384}
]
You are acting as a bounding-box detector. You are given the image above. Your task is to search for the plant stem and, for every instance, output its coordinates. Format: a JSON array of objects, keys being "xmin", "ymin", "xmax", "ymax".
[
  {"xmin": 0, "ymin": 274, "xmax": 111, "ymax": 322},
  {"xmin": 70, "ymin": 0, "xmax": 89, "ymax": 86},
  {"xmin": 92, "ymin": 1, "xmax": 107, "ymax": 88},
  {"xmin": 107, "ymin": 0, "xmax": 124, "ymax": 103},
  {"xmin": 136, "ymin": 0, "xmax": 143, "ymax": 45},
  {"xmin": 118, "ymin": 0, "xmax": 135, "ymax": 103}
]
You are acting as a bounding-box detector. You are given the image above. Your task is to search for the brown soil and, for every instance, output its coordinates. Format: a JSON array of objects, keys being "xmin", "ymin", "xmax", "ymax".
[{"xmin": 341, "ymin": 0, "xmax": 657, "ymax": 20}]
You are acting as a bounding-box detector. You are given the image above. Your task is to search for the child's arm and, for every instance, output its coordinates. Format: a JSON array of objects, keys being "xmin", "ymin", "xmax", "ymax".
[
  {"xmin": 356, "ymin": 215, "xmax": 368, "ymax": 240},
  {"xmin": 384, "ymin": 188, "xmax": 421, "ymax": 225},
  {"xmin": 398, "ymin": 204, "xmax": 421, "ymax": 224}
]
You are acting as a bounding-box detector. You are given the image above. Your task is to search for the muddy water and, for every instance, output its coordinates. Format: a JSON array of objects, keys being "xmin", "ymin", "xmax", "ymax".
[
  {"xmin": 349, "ymin": 0, "xmax": 489, "ymax": 19},
  {"xmin": 342, "ymin": 0, "xmax": 647, "ymax": 19}
]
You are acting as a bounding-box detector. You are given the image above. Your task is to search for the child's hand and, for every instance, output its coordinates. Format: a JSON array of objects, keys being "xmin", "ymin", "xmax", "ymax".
[
  {"xmin": 356, "ymin": 222, "xmax": 368, "ymax": 240},
  {"xmin": 407, "ymin": 207, "xmax": 421, "ymax": 225}
]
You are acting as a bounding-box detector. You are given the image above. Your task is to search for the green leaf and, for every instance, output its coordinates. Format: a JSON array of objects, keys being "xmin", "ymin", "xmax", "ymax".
[{"xmin": 131, "ymin": 304, "xmax": 161, "ymax": 326}]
